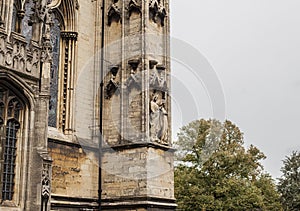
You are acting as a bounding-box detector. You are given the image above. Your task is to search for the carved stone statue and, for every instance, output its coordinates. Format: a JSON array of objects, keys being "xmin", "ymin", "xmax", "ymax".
[{"xmin": 150, "ymin": 94, "xmax": 168, "ymax": 145}]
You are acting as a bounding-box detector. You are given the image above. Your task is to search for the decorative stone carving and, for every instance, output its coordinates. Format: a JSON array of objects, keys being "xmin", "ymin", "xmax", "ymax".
[
  {"xmin": 29, "ymin": 0, "xmax": 48, "ymax": 25},
  {"xmin": 148, "ymin": 61, "xmax": 169, "ymax": 144},
  {"xmin": 149, "ymin": 62, "xmax": 167, "ymax": 91},
  {"xmin": 149, "ymin": 0, "xmax": 166, "ymax": 26},
  {"xmin": 29, "ymin": 0, "xmax": 54, "ymax": 63},
  {"xmin": 108, "ymin": 0, "xmax": 121, "ymax": 26},
  {"xmin": 5, "ymin": 51, "xmax": 12, "ymax": 66},
  {"xmin": 150, "ymin": 93, "xmax": 169, "ymax": 145},
  {"xmin": 41, "ymin": 163, "xmax": 51, "ymax": 199},
  {"xmin": 157, "ymin": 1, "xmax": 166, "ymax": 26},
  {"xmin": 0, "ymin": 0, "xmax": 57, "ymax": 75},
  {"xmin": 125, "ymin": 59, "xmax": 142, "ymax": 89},
  {"xmin": 41, "ymin": 162, "xmax": 51, "ymax": 211},
  {"xmin": 105, "ymin": 65, "xmax": 120, "ymax": 99},
  {"xmin": 128, "ymin": 0, "xmax": 141, "ymax": 18},
  {"xmin": 149, "ymin": 0, "xmax": 158, "ymax": 23}
]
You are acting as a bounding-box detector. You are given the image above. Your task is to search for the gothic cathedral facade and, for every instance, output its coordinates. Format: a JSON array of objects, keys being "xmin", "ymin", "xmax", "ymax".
[{"xmin": 0, "ymin": 0, "xmax": 175, "ymax": 210}]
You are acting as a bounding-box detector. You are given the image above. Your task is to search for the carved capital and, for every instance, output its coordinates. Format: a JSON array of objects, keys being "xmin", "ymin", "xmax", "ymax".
[{"xmin": 60, "ymin": 31, "xmax": 78, "ymax": 41}]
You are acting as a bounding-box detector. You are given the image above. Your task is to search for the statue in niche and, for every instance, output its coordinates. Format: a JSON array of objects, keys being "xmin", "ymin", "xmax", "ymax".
[{"xmin": 150, "ymin": 93, "xmax": 169, "ymax": 145}]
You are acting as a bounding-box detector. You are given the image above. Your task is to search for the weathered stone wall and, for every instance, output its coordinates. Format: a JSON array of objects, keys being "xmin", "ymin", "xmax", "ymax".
[
  {"xmin": 102, "ymin": 145, "xmax": 175, "ymax": 209},
  {"xmin": 74, "ymin": 0, "xmax": 98, "ymax": 141},
  {"xmin": 48, "ymin": 141, "xmax": 98, "ymax": 199}
]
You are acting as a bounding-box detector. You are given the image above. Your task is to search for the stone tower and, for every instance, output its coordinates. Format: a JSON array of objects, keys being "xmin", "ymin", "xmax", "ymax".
[
  {"xmin": 100, "ymin": 0, "xmax": 176, "ymax": 210},
  {"xmin": 0, "ymin": 0, "xmax": 175, "ymax": 210}
]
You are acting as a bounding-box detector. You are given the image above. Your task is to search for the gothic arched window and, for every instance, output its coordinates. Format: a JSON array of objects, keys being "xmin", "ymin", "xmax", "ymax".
[
  {"xmin": 48, "ymin": 5, "xmax": 77, "ymax": 136},
  {"xmin": 0, "ymin": 86, "xmax": 23, "ymax": 201}
]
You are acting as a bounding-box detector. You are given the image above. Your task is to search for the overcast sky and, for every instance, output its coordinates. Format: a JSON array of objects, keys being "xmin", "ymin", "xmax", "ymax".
[{"xmin": 170, "ymin": 0, "xmax": 300, "ymax": 179}]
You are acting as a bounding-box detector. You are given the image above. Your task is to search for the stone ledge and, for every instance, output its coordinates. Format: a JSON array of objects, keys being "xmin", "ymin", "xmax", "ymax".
[
  {"xmin": 103, "ymin": 142, "xmax": 176, "ymax": 152},
  {"xmin": 51, "ymin": 194, "xmax": 98, "ymax": 209},
  {"xmin": 101, "ymin": 196, "xmax": 177, "ymax": 210},
  {"xmin": 102, "ymin": 142, "xmax": 176, "ymax": 152}
]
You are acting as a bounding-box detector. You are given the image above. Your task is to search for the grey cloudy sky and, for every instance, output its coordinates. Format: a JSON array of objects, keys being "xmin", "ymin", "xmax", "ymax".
[{"xmin": 170, "ymin": 0, "xmax": 300, "ymax": 179}]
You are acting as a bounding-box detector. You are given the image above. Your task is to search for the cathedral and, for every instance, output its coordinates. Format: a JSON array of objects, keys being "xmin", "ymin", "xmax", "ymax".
[{"xmin": 0, "ymin": 0, "xmax": 175, "ymax": 210}]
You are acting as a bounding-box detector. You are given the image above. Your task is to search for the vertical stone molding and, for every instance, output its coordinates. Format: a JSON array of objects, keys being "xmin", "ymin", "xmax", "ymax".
[{"xmin": 59, "ymin": 31, "xmax": 78, "ymax": 135}]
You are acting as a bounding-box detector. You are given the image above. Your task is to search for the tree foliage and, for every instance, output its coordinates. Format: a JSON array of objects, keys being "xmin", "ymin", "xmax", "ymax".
[
  {"xmin": 175, "ymin": 119, "xmax": 282, "ymax": 211},
  {"xmin": 278, "ymin": 151, "xmax": 300, "ymax": 211}
]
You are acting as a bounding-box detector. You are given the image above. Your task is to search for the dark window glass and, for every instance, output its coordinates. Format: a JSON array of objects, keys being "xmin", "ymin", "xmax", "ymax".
[
  {"xmin": 48, "ymin": 17, "xmax": 61, "ymax": 127},
  {"xmin": 2, "ymin": 120, "xmax": 19, "ymax": 201},
  {"xmin": 21, "ymin": 0, "xmax": 34, "ymax": 43},
  {"xmin": 0, "ymin": 87, "xmax": 23, "ymax": 201}
]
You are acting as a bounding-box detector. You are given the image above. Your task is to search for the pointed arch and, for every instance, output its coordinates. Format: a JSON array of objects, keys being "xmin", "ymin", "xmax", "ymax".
[
  {"xmin": 0, "ymin": 71, "xmax": 35, "ymax": 109},
  {"xmin": 57, "ymin": 0, "xmax": 77, "ymax": 31},
  {"xmin": 0, "ymin": 71, "xmax": 32, "ymax": 203},
  {"xmin": 48, "ymin": 0, "xmax": 78, "ymax": 134}
]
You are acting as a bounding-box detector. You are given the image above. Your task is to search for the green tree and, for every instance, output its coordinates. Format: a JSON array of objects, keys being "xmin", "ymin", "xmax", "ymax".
[
  {"xmin": 175, "ymin": 119, "xmax": 282, "ymax": 211},
  {"xmin": 278, "ymin": 151, "xmax": 300, "ymax": 211}
]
